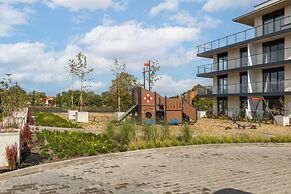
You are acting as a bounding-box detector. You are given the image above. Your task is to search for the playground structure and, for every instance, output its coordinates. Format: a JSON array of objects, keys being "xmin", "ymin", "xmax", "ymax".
[
  {"xmin": 118, "ymin": 61, "xmax": 197, "ymax": 125},
  {"xmin": 118, "ymin": 87, "xmax": 197, "ymax": 125},
  {"xmin": 227, "ymin": 96, "xmax": 277, "ymax": 129}
]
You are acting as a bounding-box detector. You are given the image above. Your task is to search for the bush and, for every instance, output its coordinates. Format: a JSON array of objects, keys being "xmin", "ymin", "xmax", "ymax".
[
  {"xmin": 36, "ymin": 130, "xmax": 125, "ymax": 160},
  {"xmin": 143, "ymin": 125, "xmax": 158, "ymax": 142},
  {"xmin": 160, "ymin": 124, "xmax": 170, "ymax": 141},
  {"xmin": 33, "ymin": 112, "xmax": 82, "ymax": 128},
  {"xmin": 5, "ymin": 143, "xmax": 18, "ymax": 170},
  {"xmin": 21, "ymin": 125, "xmax": 32, "ymax": 146},
  {"xmin": 119, "ymin": 122, "xmax": 136, "ymax": 145},
  {"xmin": 106, "ymin": 122, "xmax": 115, "ymax": 140},
  {"xmin": 182, "ymin": 124, "xmax": 192, "ymax": 143}
]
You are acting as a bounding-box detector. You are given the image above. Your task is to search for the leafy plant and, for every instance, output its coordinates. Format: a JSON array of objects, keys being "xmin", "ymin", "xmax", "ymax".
[
  {"xmin": 119, "ymin": 122, "xmax": 136, "ymax": 145},
  {"xmin": 143, "ymin": 125, "xmax": 158, "ymax": 142},
  {"xmin": 21, "ymin": 125, "xmax": 32, "ymax": 146},
  {"xmin": 5, "ymin": 143, "xmax": 18, "ymax": 170},
  {"xmin": 37, "ymin": 130, "xmax": 124, "ymax": 160},
  {"xmin": 33, "ymin": 112, "xmax": 82, "ymax": 128},
  {"xmin": 106, "ymin": 122, "xmax": 115, "ymax": 140},
  {"xmin": 160, "ymin": 124, "xmax": 170, "ymax": 140},
  {"xmin": 182, "ymin": 124, "xmax": 192, "ymax": 143}
]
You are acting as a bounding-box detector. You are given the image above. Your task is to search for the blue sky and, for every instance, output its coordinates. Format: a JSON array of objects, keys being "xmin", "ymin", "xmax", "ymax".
[{"xmin": 0, "ymin": 0, "xmax": 264, "ymax": 96}]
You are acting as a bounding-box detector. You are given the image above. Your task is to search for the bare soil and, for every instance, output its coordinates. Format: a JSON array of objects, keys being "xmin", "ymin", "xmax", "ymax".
[{"xmin": 55, "ymin": 112, "xmax": 291, "ymax": 137}]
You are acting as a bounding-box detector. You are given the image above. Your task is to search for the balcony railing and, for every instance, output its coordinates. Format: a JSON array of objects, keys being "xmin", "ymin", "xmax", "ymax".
[
  {"xmin": 198, "ymin": 80, "xmax": 291, "ymax": 95},
  {"xmin": 197, "ymin": 15, "xmax": 291, "ymax": 55},
  {"xmin": 197, "ymin": 47, "xmax": 291, "ymax": 75}
]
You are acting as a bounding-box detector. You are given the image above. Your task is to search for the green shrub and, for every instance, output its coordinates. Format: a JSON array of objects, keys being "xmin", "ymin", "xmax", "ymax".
[
  {"xmin": 143, "ymin": 125, "xmax": 159, "ymax": 142},
  {"xmin": 106, "ymin": 122, "xmax": 115, "ymax": 139},
  {"xmin": 119, "ymin": 122, "xmax": 137, "ymax": 145},
  {"xmin": 182, "ymin": 124, "xmax": 192, "ymax": 143},
  {"xmin": 160, "ymin": 124, "xmax": 170, "ymax": 141},
  {"xmin": 36, "ymin": 130, "xmax": 124, "ymax": 160},
  {"xmin": 34, "ymin": 112, "xmax": 82, "ymax": 128}
]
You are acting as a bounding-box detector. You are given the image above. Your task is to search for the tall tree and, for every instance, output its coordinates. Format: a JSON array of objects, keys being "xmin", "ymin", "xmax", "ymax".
[
  {"xmin": 0, "ymin": 74, "xmax": 28, "ymax": 125},
  {"xmin": 68, "ymin": 52, "xmax": 93, "ymax": 110},
  {"xmin": 145, "ymin": 60, "xmax": 161, "ymax": 90},
  {"xmin": 108, "ymin": 59, "xmax": 137, "ymax": 112}
]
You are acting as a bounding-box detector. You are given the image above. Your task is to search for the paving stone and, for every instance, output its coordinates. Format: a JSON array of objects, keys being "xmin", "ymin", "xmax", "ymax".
[{"xmin": 0, "ymin": 144, "xmax": 291, "ymax": 193}]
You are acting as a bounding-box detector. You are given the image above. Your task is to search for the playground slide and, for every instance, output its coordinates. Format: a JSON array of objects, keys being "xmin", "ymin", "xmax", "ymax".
[
  {"xmin": 182, "ymin": 100, "xmax": 197, "ymax": 122},
  {"xmin": 117, "ymin": 105, "xmax": 138, "ymax": 122}
]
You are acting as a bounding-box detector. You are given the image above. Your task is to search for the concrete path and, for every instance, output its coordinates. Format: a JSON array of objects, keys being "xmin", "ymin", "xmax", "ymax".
[{"xmin": 0, "ymin": 144, "xmax": 291, "ymax": 194}]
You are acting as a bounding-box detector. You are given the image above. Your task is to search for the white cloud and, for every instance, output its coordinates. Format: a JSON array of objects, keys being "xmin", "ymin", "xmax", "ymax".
[
  {"xmin": 101, "ymin": 14, "xmax": 115, "ymax": 26},
  {"xmin": 0, "ymin": 42, "xmax": 80, "ymax": 83},
  {"xmin": 203, "ymin": 0, "xmax": 262, "ymax": 12},
  {"xmin": 170, "ymin": 10, "xmax": 220, "ymax": 28},
  {"xmin": 0, "ymin": 4, "xmax": 30, "ymax": 37},
  {"xmin": 70, "ymin": 80, "xmax": 105, "ymax": 92},
  {"xmin": 149, "ymin": 0, "xmax": 179, "ymax": 16},
  {"xmin": 79, "ymin": 21, "xmax": 200, "ymax": 71},
  {"xmin": 45, "ymin": 0, "xmax": 126, "ymax": 12},
  {"xmin": 0, "ymin": 21, "xmax": 200, "ymax": 89},
  {"xmin": 153, "ymin": 75, "xmax": 208, "ymax": 95}
]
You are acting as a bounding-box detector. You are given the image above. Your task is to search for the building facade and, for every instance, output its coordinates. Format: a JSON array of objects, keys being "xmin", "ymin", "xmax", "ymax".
[{"xmin": 196, "ymin": 0, "xmax": 291, "ymax": 118}]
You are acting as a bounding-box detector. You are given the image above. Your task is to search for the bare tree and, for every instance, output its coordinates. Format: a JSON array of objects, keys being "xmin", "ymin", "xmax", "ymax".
[{"xmin": 68, "ymin": 52, "xmax": 93, "ymax": 111}]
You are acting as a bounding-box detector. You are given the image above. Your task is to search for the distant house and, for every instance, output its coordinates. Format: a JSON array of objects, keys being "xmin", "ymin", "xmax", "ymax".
[{"xmin": 40, "ymin": 96, "xmax": 55, "ymax": 107}]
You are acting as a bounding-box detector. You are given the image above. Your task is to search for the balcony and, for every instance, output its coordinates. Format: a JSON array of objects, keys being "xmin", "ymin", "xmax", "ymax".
[
  {"xmin": 197, "ymin": 47, "xmax": 291, "ymax": 77},
  {"xmin": 198, "ymin": 79, "xmax": 291, "ymax": 96},
  {"xmin": 197, "ymin": 15, "xmax": 291, "ymax": 56}
]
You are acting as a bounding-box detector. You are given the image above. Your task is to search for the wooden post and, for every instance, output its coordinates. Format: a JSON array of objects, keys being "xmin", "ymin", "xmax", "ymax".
[
  {"xmin": 181, "ymin": 97, "xmax": 184, "ymax": 124},
  {"xmin": 165, "ymin": 96, "xmax": 167, "ymax": 124},
  {"xmin": 138, "ymin": 87, "xmax": 143, "ymax": 125}
]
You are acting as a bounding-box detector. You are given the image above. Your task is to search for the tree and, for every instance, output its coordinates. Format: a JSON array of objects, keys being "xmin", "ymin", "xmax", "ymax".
[
  {"xmin": 0, "ymin": 74, "xmax": 28, "ymax": 127},
  {"xmin": 108, "ymin": 60, "xmax": 137, "ymax": 112},
  {"xmin": 54, "ymin": 90, "xmax": 104, "ymax": 108},
  {"xmin": 191, "ymin": 84, "xmax": 213, "ymax": 114},
  {"xmin": 145, "ymin": 60, "xmax": 161, "ymax": 90},
  {"xmin": 28, "ymin": 91, "xmax": 46, "ymax": 106},
  {"xmin": 68, "ymin": 52, "xmax": 93, "ymax": 110}
]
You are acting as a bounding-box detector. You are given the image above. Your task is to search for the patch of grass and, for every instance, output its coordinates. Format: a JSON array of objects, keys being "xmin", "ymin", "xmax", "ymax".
[
  {"xmin": 182, "ymin": 124, "xmax": 192, "ymax": 143},
  {"xmin": 119, "ymin": 122, "xmax": 137, "ymax": 145},
  {"xmin": 106, "ymin": 122, "xmax": 115, "ymax": 140},
  {"xmin": 33, "ymin": 112, "xmax": 82, "ymax": 128},
  {"xmin": 36, "ymin": 130, "xmax": 125, "ymax": 160}
]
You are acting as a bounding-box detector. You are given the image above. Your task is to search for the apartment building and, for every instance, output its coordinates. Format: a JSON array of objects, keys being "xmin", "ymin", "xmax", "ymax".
[{"xmin": 196, "ymin": 0, "xmax": 291, "ymax": 118}]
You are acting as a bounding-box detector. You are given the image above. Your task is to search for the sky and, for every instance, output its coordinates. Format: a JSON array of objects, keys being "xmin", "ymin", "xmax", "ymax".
[{"xmin": 0, "ymin": 0, "xmax": 265, "ymax": 96}]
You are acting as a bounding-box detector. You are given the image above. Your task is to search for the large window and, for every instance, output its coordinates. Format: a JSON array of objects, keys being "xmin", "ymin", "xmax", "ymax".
[
  {"xmin": 218, "ymin": 97, "xmax": 228, "ymax": 116},
  {"xmin": 218, "ymin": 75, "xmax": 228, "ymax": 94},
  {"xmin": 263, "ymin": 67, "xmax": 284, "ymax": 93},
  {"xmin": 240, "ymin": 72, "xmax": 248, "ymax": 93},
  {"xmin": 263, "ymin": 39, "xmax": 284, "ymax": 64},
  {"xmin": 240, "ymin": 48, "xmax": 248, "ymax": 67},
  {"xmin": 263, "ymin": 9, "xmax": 284, "ymax": 35},
  {"xmin": 218, "ymin": 52, "xmax": 228, "ymax": 71}
]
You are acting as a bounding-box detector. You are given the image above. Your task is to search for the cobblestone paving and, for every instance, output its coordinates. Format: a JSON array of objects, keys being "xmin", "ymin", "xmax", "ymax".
[{"xmin": 0, "ymin": 144, "xmax": 291, "ymax": 194}]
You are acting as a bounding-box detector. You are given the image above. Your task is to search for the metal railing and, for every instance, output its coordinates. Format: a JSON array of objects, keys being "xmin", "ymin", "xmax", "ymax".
[
  {"xmin": 197, "ymin": 47, "xmax": 291, "ymax": 75},
  {"xmin": 198, "ymin": 79, "xmax": 291, "ymax": 95},
  {"xmin": 197, "ymin": 15, "xmax": 291, "ymax": 54},
  {"xmin": 217, "ymin": 108, "xmax": 290, "ymax": 118}
]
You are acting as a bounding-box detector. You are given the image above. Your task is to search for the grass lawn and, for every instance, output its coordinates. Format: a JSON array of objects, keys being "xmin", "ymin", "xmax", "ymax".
[{"xmin": 33, "ymin": 112, "xmax": 82, "ymax": 128}]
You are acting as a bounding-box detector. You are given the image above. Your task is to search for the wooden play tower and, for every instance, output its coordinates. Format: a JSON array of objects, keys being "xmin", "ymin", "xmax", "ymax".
[{"xmin": 119, "ymin": 61, "xmax": 197, "ymax": 125}]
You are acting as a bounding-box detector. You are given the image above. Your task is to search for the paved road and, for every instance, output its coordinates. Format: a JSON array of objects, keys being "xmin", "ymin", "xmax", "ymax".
[{"xmin": 0, "ymin": 144, "xmax": 291, "ymax": 194}]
